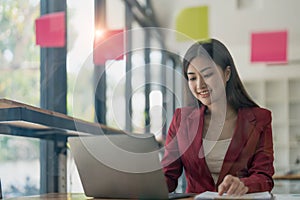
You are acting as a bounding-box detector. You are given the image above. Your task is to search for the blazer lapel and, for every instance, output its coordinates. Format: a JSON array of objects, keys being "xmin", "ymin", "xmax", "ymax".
[
  {"xmin": 217, "ymin": 108, "xmax": 256, "ymax": 185},
  {"xmin": 187, "ymin": 106, "xmax": 206, "ymax": 158}
]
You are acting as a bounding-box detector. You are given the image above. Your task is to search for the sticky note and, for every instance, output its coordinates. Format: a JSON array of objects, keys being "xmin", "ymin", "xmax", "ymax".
[
  {"xmin": 251, "ymin": 30, "xmax": 288, "ymax": 63},
  {"xmin": 35, "ymin": 12, "xmax": 65, "ymax": 47},
  {"xmin": 176, "ymin": 6, "xmax": 209, "ymax": 41},
  {"xmin": 93, "ymin": 29, "xmax": 124, "ymax": 65}
]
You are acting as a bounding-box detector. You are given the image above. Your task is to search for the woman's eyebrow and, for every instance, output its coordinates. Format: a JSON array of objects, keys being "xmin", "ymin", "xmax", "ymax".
[
  {"xmin": 187, "ymin": 66, "xmax": 212, "ymax": 75},
  {"xmin": 200, "ymin": 66, "xmax": 212, "ymax": 72}
]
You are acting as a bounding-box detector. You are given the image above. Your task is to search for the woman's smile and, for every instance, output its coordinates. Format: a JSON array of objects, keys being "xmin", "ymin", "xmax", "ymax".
[{"xmin": 198, "ymin": 89, "xmax": 211, "ymax": 98}]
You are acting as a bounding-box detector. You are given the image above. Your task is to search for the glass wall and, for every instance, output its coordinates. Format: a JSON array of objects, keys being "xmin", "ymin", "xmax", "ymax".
[
  {"xmin": 0, "ymin": 0, "xmax": 40, "ymax": 198},
  {"xmin": 66, "ymin": 0, "xmax": 95, "ymax": 122},
  {"xmin": 0, "ymin": 0, "xmax": 40, "ymax": 105},
  {"xmin": 66, "ymin": 0, "xmax": 94, "ymax": 193}
]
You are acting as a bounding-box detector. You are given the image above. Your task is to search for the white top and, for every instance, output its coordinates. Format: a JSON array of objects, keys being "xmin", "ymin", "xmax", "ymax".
[{"xmin": 203, "ymin": 138, "xmax": 232, "ymax": 184}]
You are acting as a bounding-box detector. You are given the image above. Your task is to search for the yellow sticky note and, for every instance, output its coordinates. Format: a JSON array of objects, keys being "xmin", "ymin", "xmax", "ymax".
[{"xmin": 176, "ymin": 6, "xmax": 209, "ymax": 41}]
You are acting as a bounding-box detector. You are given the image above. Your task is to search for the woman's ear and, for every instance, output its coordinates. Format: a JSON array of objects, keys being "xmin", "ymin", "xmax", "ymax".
[{"xmin": 225, "ymin": 66, "xmax": 231, "ymax": 82}]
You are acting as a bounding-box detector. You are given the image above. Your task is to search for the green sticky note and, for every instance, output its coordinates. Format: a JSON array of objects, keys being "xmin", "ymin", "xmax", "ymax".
[{"xmin": 176, "ymin": 6, "xmax": 209, "ymax": 41}]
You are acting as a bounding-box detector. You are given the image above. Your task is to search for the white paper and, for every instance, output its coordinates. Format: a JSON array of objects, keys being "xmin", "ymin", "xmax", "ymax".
[{"xmin": 195, "ymin": 191, "xmax": 272, "ymax": 199}]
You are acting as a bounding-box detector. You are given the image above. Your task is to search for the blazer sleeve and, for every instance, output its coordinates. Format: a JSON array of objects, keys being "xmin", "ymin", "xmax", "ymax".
[
  {"xmin": 161, "ymin": 108, "xmax": 183, "ymax": 192},
  {"xmin": 240, "ymin": 110, "xmax": 275, "ymax": 193}
]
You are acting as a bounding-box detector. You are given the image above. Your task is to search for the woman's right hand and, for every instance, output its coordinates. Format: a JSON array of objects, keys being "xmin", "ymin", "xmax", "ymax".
[{"xmin": 218, "ymin": 175, "xmax": 249, "ymax": 196}]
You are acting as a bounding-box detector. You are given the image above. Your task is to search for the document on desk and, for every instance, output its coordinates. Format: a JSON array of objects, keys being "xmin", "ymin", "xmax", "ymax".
[{"xmin": 195, "ymin": 191, "xmax": 272, "ymax": 200}]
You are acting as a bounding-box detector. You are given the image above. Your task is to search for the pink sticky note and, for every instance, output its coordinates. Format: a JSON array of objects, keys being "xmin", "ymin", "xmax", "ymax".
[
  {"xmin": 35, "ymin": 12, "xmax": 65, "ymax": 47},
  {"xmin": 251, "ymin": 30, "xmax": 287, "ymax": 63},
  {"xmin": 93, "ymin": 29, "xmax": 124, "ymax": 65}
]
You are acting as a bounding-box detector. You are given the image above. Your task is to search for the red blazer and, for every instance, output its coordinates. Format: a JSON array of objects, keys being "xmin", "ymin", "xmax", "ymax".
[{"xmin": 161, "ymin": 106, "xmax": 274, "ymax": 193}]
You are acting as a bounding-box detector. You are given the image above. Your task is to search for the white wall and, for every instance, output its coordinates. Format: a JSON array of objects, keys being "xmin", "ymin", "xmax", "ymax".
[{"xmin": 151, "ymin": 0, "xmax": 300, "ymax": 80}]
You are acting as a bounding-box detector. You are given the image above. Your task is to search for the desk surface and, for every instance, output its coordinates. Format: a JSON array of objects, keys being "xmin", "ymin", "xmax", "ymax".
[
  {"xmin": 5, "ymin": 193, "xmax": 300, "ymax": 200},
  {"xmin": 273, "ymin": 174, "xmax": 300, "ymax": 180},
  {"xmin": 0, "ymin": 98, "xmax": 125, "ymax": 139}
]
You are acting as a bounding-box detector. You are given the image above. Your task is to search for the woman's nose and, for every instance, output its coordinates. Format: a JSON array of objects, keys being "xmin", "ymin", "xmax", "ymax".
[{"xmin": 197, "ymin": 77, "xmax": 206, "ymax": 90}]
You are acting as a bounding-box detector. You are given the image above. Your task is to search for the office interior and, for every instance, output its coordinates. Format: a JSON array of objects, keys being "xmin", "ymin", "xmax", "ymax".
[{"xmin": 0, "ymin": 0, "xmax": 300, "ymax": 198}]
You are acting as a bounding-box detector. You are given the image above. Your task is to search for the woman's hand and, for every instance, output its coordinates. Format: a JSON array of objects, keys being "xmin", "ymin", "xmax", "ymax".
[{"xmin": 218, "ymin": 175, "xmax": 249, "ymax": 196}]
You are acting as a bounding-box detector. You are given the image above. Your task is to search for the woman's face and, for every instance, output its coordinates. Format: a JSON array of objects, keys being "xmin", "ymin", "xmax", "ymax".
[{"xmin": 186, "ymin": 56, "xmax": 230, "ymax": 107}]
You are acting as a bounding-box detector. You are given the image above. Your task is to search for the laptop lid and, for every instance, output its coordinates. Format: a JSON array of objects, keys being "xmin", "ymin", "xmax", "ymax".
[{"xmin": 68, "ymin": 133, "xmax": 169, "ymax": 199}]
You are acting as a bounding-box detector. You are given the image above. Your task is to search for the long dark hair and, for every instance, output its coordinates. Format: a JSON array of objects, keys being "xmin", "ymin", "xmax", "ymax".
[{"xmin": 183, "ymin": 38, "xmax": 259, "ymax": 110}]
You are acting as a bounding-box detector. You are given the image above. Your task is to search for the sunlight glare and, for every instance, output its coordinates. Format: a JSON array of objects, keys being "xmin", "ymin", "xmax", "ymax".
[{"xmin": 95, "ymin": 29, "xmax": 105, "ymax": 38}]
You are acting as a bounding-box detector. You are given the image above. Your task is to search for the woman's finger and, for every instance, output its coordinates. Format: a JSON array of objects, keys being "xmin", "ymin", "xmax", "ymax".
[
  {"xmin": 218, "ymin": 175, "xmax": 233, "ymax": 195},
  {"xmin": 226, "ymin": 178, "xmax": 240, "ymax": 195}
]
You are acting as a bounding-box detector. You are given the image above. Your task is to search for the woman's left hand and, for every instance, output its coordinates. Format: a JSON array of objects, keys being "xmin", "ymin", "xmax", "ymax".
[{"xmin": 218, "ymin": 175, "xmax": 249, "ymax": 196}]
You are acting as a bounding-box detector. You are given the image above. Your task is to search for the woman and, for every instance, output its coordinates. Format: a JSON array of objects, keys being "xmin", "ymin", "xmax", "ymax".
[{"xmin": 161, "ymin": 39, "xmax": 274, "ymax": 196}]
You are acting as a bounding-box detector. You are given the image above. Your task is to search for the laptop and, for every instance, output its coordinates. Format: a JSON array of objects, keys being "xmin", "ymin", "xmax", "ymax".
[{"xmin": 68, "ymin": 133, "xmax": 194, "ymax": 199}]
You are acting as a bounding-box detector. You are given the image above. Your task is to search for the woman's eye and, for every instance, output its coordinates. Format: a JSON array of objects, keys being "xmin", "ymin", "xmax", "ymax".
[{"xmin": 188, "ymin": 77, "xmax": 196, "ymax": 81}]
